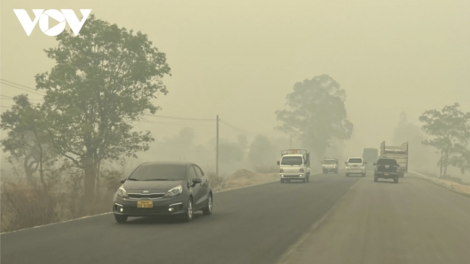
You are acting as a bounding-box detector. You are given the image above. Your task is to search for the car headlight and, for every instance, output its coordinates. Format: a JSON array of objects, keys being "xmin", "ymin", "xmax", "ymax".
[
  {"xmin": 280, "ymin": 168, "xmax": 284, "ymax": 173},
  {"xmin": 164, "ymin": 185, "xmax": 183, "ymax": 197},
  {"xmin": 117, "ymin": 185, "xmax": 128, "ymax": 198}
]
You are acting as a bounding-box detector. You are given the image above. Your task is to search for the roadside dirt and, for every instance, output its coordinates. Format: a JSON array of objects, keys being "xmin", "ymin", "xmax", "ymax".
[
  {"xmin": 412, "ymin": 172, "xmax": 470, "ymax": 197},
  {"xmin": 213, "ymin": 169, "xmax": 278, "ymax": 192}
]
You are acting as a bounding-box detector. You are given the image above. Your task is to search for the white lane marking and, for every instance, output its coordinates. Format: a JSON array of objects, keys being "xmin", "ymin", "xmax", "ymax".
[
  {"xmin": 2, "ymin": 172, "xmax": 322, "ymax": 235},
  {"xmin": 276, "ymin": 177, "xmax": 363, "ymax": 264}
]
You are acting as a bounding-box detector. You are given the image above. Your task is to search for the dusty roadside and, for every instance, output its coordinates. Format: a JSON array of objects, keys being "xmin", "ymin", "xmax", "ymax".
[
  {"xmin": 213, "ymin": 169, "xmax": 279, "ymax": 192},
  {"xmin": 410, "ymin": 171, "xmax": 470, "ymax": 197}
]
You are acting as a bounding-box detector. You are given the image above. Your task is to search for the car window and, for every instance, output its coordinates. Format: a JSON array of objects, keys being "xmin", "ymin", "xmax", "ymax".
[
  {"xmin": 194, "ymin": 166, "xmax": 204, "ymax": 177},
  {"xmin": 348, "ymin": 158, "xmax": 363, "ymax": 163},
  {"xmin": 193, "ymin": 166, "xmax": 203, "ymax": 178},
  {"xmin": 281, "ymin": 156, "xmax": 303, "ymax": 165},
  {"xmin": 377, "ymin": 159, "xmax": 397, "ymax": 165},
  {"xmin": 128, "ymin": 164, "xmax": 187, "ymax": 181},
  {"xmin": 188, "ymin": 166, "xmax": 198, "ymax": 179},
  {"xmin": 323, "ymin": 160, "xmax": 336, "ymax": 164}
]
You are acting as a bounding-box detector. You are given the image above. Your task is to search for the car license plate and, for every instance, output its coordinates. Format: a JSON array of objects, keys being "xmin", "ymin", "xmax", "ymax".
[
  {"xmin": 137, "ymin": 200, "xmax": 153, "ymax": 208},
  {"xmin": 384, "ymin": 173, "xmax": 389, "ymax": 176}
]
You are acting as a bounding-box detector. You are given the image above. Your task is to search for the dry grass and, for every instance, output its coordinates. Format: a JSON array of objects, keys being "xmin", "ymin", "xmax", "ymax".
[
  {"xmin": 0, "ymin": 169, "xmax": 122, "ymax": 233},
  {"xmin": 214, "ymin": 169, "xmax": 278, "ymax": 192}
]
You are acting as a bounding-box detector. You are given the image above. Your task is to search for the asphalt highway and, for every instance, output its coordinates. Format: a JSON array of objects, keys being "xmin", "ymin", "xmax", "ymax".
[{"xmin": 2, "ymin": 172, "xmax": 469, "ymax": 264}]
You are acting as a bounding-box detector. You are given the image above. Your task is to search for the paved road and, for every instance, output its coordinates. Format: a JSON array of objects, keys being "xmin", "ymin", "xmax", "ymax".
[
  {"xmin": 280, "ymin": 174, "xmax": 470, "ymax": 264},
  {"xmin": 1, "ymin": 172, "xmax": 358, "ymax": 264},
  {"xmin": 2, "ymin": 172, "xmax": 469, "ymax": 264}
]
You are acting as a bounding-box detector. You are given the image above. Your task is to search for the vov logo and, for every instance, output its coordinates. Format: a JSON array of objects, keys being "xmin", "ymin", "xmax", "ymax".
[{"xmin": 13, "ymin": 9, "xmax": 92, "ymax": 36}]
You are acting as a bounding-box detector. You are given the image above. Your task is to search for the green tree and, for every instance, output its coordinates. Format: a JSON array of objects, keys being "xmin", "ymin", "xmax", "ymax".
[
  {"xmin": 1, "ymin": 95, "xmax": 52, "ymax": 191},
  {"xmin": 275, "ymin": 74, "xmax": 353, "ymax": 159},
  {"xmin": 419, "ymin": 103, "xmax": 470, "ymax": 177},
  {"xmin": 35, "ymin": 15, "xmax": 171, "ymax": 209}
]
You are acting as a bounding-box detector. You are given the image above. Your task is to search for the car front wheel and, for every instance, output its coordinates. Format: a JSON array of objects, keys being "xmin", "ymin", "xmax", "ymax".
[
  {"xmin": 202, "ymin": 194, "xmax": 213, "ymax": 215},
  {"xmin": 182, "ymin": 198, "xmax": 193, "ymax": 222}
]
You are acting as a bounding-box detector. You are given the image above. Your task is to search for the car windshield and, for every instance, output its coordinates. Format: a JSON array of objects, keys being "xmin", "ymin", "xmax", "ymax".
[
  {"xmin": 128, "ymin": 164, "xmax": 187, "ymax": 181},
  {"xmin": 377, "ymin": 159, "xmax": 398, "ymax": 165},
  {"xmin": 323, "ymin": 160, "xmax": 336, "ymax": 164},
  {"xmin": 348, "ymin": 158, "xmax": 363, "ymax": 163},
  {"xmin": 281, "ymin": 156, "xmax": 303, "ymax": 165}
]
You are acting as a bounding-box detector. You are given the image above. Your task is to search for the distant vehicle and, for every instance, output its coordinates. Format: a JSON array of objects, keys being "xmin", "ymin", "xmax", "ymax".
[
  {"xmin": 345, "ymin": 157, "xmax": 367, "ymax": 177},
  {"xmin": 113, "ymin": 162, "xmax": 213, "ymax": 223},
  {"xmin": 380, "ymin": 141, "xmax": 408, "ymax": 177},
  {"xmin": 374, "ymin": 158, "xmax": 400, "ymax": 183},
  {"xmin": 321, "ymin": 157, "xmax": 339, "ymax": 174},
  {"xmin": 363, "ymin": 148, "xmax": 378, "ymax": 169},
  {"xmin": 277, "ymin": 149, "xmax": 311, "ymax": 183}
]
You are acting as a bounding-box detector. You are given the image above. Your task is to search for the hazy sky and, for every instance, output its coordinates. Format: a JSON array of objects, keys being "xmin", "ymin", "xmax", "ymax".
[{"xmin": 1, "ymin": 0, "xmax": 469, "ymax": 158}]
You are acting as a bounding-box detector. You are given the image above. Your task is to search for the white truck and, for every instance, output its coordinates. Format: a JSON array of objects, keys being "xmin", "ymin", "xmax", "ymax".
[
  {"xmin": 379, "ymin": 141, "xmax": 408, "ymax": 177},
  {"xmin": 277, "ymin": 149, "xmax": 311, "ymax": 183},
  {"xmin": 321, "ymin": 157, "xmax": 339, "ymax": 174}
]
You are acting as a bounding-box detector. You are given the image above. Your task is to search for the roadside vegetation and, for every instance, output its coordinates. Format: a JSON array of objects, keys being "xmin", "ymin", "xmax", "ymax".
[
  {"xmin": 0, "ymin": 15, "xmax": 348, "ymax": 233},
  {"xmin": 419, "ymin": 103, "xmax": 470, "ymax": 177}
]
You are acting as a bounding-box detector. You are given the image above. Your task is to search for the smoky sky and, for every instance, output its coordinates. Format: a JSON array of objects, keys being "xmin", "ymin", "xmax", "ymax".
[{"xmin": 2, "ymin": 0, "xmax": 470, "ymax": 159}]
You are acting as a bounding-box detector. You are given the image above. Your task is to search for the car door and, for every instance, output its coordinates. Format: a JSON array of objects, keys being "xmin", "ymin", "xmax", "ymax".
[
  {"xmin": 188, "ymin": 165, "xmax": 202, "ymax": 207},
  {"xmin": 194, "ymin": 165, "xmax": 209, "ymax": 202}
]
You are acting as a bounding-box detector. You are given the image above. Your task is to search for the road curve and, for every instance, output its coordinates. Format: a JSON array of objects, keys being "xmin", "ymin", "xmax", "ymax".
[
  {"xmin": 1, "ymin": 172, "xmax": 358, "ymax": 264},
  {"xmin": 279, "ymin": 173, "xmax": 470, "ymax": 264}
]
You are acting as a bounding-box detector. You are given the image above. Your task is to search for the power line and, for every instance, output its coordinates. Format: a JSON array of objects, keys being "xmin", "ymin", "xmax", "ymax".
[
  {"xmin": 143, "ymin": 120, "xmax": 213, "ymax": 126},
  {"xmin": 144, "ymin": 113, "xmax": 213, "ymax": 121},
  {"xmin": 0, "ymin": 79, "xmax": 45, "ymax": 93},
  {"xmin": 219, "ymin": 120, "xmax": 255, "ymax": 135},
  {"xmin": 1, "ymin": 81, "xmax": 46, "ymax": 96},
  {"xmin": 0, "ymin": 94, "xmax": 13, "ymax": 99}
]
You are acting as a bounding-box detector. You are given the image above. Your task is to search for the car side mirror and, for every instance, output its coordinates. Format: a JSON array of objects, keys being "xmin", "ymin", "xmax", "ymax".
[
  {"xmin": 373, "ymin": 163, "xmax": 377, "ymax": 166},
  {"xmin": 277, "ymin": 161, "xmax": 280, "ymax": 165},
  {"xmin": 119, "ymin": 178, "xmax": 126, "ymax": 184},
  {"xmin": 397, "ymin": 164, "xmax": 400, "ymax": 167},
  {"xmin": 344, "ymin": 162, "xmax": 347, "ymax": 165},
  {"xmin": 192, "ymin": 178, "xmax": 202, "ymax": 186},
  {"xmin": 364, "ymin": 162, "xmax": 367, "ymax": 165}
]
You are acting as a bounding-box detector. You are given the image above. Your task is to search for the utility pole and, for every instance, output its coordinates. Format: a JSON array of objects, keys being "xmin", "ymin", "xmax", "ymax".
[{"xmin": 216, "ymin": 115, "xmax": 219, "ymax": 177}]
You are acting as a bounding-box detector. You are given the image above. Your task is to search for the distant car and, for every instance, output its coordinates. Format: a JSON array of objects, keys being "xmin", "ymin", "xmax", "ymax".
[
  {"xmin": 321, "ymin": 158, "xmax": 339, "ymax": 174},
  {"xmin": 374, "ymin": 158, "xmax": 400, "ymax": 183},
  {"xmin": 345, "ymin": 157, "xmax": 367, "ymax": 177},
  {"xmin": 112, "ymin": 162, "xmax": 213, "ymax": 223}
]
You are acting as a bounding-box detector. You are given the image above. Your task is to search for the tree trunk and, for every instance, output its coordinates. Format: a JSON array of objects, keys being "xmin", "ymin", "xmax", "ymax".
[
  {"xmin": 443, "ymin": 150, "xmax": 450, "ymax": 177},
  {"xmin": 83, "ymin": 161, "xmax": 97, "ymax": 213},
  {"xmin": 37, "ymin": 142, "xmax": 47, "ymax": 193},
  {"xmin": 439, "ymin": 151, "xmax": 444, "ymax": 177}
]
